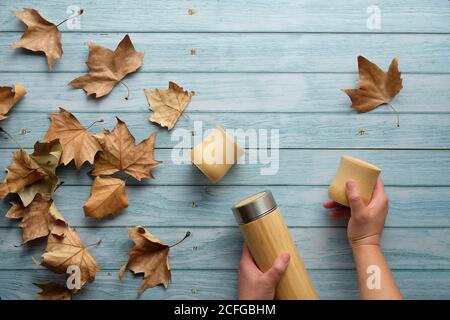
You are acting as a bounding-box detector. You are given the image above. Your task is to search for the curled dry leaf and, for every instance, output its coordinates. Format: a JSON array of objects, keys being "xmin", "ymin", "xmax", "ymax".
[
  {"xmin": 44, "ymin": 108, "xmax": 102, "ymax": 170},
  {"xmin": 6, "ymin": 194, "xmax": 67, "ymax": 243},
  {"xmin": 18, "ymin": 139, "xmax": 62, "ymax": 206},
  {"xmin": 37, "ymin": 227, "xmax": 100, "ymax": 289},
  {"xmin": 91, "ymin": 118, "xmax": 160, "ymax": 181},
  {"xmin": 145, "ymin": 81, "xmax": 192, "ymax": 130},
  {"xmin": 0, "ymin": 83, "xmax": 27, "ymax": 120},
  {"xmin": 35, "ymin": 282, "xmax": 72, "ymax": 300},
  {"xmin": 0, "ymin": 149, "xmax": 47, "ymax": 199},
  {"xmin": 11, "ymin": 8, "xmax": 63, "ymax": 70},
  {"xmin": 344, "ymin": 56, "xmax": 403, "ymax": 113},
  {"xmin": 119, "ymin": 226, "xmax": 171, "ymax": 297},
  {"xmin": 84, "ymin": 176, "xmax": 129, "ymax": 219},
  {"xmin": 69, "ymin": 35, "xmax": 144, "ymax": 98}
]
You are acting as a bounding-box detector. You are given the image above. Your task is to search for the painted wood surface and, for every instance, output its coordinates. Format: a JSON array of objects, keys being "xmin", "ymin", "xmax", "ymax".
[
  {"xmin": 1, "ymin": 270, "xmax": 449, "ymax": 300},
  {"xmin": 1, "ymin": 33, "xmax": 450, "ymax": 73},
  {"xmin": 2, "ymin": 112, "xmax": 450, "ymax": 149},
  {"xmin": 1, "ymin": 227, "xmax": 449, "ymax": 270},
  {"xmin": 1, "ymin": 73, "xmax": 449, "ymax": 113},
  {"xmin": 0, "ymin": 0, "xmax": 449, "ymax": 300},
  {"xmin": 1, "ymin": 186, "xmax": 449, "ymax": 227},
  {"xmin": 2, "ymin": 0, "xmax": 450, "ymax": 33},
  {"xmin": 2, "ymin": 149, "xmax": 450, "ymax": 186}
]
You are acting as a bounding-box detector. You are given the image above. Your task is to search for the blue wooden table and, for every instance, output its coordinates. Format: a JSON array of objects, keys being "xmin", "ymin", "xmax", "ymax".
[{"xmin": 0, "ymin": 0, "xmax": 450, "ymax": 299}]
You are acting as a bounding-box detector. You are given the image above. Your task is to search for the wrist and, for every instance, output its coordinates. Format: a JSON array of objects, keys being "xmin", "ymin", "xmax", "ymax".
[{"xmin": 349, "ymin": 234, "xmax": 381, "ymax": 250}]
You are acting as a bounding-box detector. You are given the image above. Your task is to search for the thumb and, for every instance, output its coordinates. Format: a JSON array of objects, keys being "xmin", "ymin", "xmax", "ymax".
[
  {"xmin": 263, "ymin": 252, "xmax": 290, "ymax": 286},
  {"xmin": 346, "ymin": 180, "xmax": 365, "ymax": 213}
]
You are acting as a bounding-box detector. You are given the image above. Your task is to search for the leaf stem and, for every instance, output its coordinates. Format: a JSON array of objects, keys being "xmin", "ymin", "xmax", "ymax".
[
  {"xmin": 53, "ymin": 181, "xmax": 65, "ymax": 193},
  {"xmin": 119, "ymin": 81, "xmax": 130, "ymax": 100},
  {"xmin": 169, "ymin": 231, "xmax": 191, "ymax": 248},
  {"xmin": 86, "ymin": 239, "xmax": 102, "ymax": 248},
  {"xmin": 87, "ymin": 119, "xmax": 104, "ymax": 130},
  {"xmin": 386, "ymin": 103, "xmax": 400, "ymax": 127},
  {"xmin": 0, "ymin": 127, "xmax": 23, "ymax": 150},
  {"xmin": 56, "ymin": 9, "xmax": 84, "ymax": 27}
]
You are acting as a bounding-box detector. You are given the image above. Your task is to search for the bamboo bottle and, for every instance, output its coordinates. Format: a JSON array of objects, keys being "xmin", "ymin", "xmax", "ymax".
[{"xmin": 232, "ymin": 191, "xmax": 318, "ymax": 300}]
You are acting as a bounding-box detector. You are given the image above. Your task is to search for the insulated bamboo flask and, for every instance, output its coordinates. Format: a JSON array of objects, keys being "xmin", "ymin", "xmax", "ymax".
[{"xmin": 232, "ymin": 191, "xmax": 318, "ymax": 300}]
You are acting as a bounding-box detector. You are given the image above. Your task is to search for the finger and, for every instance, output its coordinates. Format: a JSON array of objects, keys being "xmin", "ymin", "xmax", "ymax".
[
  {"xmin": 240, "ymin": 244, "xmax": 260, "ymax": 273},
  {"xmin": 328, "ymin": 209, "xmax": 351, "ymax": 218},
  {"xmin": 323, "ymin": 200, "xmax": 342, "ymax": 209},
  {"xmin": 346, "ymin": 179, "xmax": 366, "ymax": 213},
  {"xmin": 263, "ymin": 252, "xmax": 290, "ymax": 286},
  {"xmin": 371, "ymin": 176, "xmax": 385, "ymax": 202}
]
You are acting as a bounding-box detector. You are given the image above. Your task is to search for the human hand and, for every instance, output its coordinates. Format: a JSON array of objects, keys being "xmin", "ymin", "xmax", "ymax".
[
  {"xmin": 323, "ymin": 177, "xmax": 389, "ymax": 248},
  {"xmin": 238, "ymin": 244, "xmax": 290, "ymax": 300}
]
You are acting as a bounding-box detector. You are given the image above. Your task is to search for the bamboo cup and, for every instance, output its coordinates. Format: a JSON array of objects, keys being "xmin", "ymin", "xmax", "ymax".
[
  {"xmin": 328, "ymin": 155, "xmax": 382, "ymax": 206},
  {"xmin": 191, "ymin": 126, "xmax": 243, "ymax": 183},
  {"xmin": 232, "ymin": 191, "xmax": 318, "ymax": 300}
]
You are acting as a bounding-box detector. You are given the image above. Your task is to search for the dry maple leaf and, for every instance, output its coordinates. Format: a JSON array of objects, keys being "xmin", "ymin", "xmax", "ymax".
[
  {"xmin": 37, "ymin": 227, "xmax": 100, "ymax": 288},
  {"xmin": 6, "ymin": 194, "xmax": 67, "ymax": 243},
  {"xmin": 0, "ymin": 149, "xmax": 47, "ymax": 199},
  {"xmin": 34, "ymin": 282, "xmax": 72, "ymax": 300},
  {"xmin": 69, "ymin": 35, "xmax": 144, "ymax": 98},
  {"xmin": 91, "ymin": 118, "xmax": 160, "ymax": 181},
  {"xmin": 344, "ymin": 56, "xmax": 403, "ymax": 117},
  {"xmin": 11, "ymin": 8, "xmax": 63, "ymax": 70},
  {"xmin": 119, "ymin": 226, "xmax": 190, "ymax": 297},
  {"xmin": 83, "ymin": 176, "xmax": 128, "ymax": 219},
  {"xmin": 18, "ymin": 139, "xmax": 62, "ymax": 206},
  {"xmin": 144, "ymin": 81, "xmax": 192, "ymax": 130},
  {"xmin": 0, "ymin": 83, "xmax": 27, "ymax": 120},
  {"xmin": 44, "ymin": 108, "xmax": 102, "ymax": 170}
]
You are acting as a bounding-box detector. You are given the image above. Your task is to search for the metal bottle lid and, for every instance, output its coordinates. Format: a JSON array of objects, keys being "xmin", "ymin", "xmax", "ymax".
[{"xmin": 232, "ymin": 190, "xmax": 278, "ymax": 224}]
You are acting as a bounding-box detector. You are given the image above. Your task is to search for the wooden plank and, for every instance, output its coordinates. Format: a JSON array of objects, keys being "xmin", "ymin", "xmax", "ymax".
[
  {"xmin": 1, "ymin": 0, "xmax": 450, "ymax": 33},
  {"xmin": 2, "ymin": 186, "xmax": 449, "ymax": 228},
  {"xmin": 0, "ymin": 269, "xmax": 449, "ymax": 300},
  {"xmin": 0, "ymin": 227, "xmax": 448, "ymax": 270},
  {"xmin": 2, "ymin": 112, "xmax": 450, "ymax": 149},
  {"xmin": 1, "ymin": 149, "xmax": 450, "ymax": 186},
  {"xmin": 2, "ymin": 73, "xmax": 449, "ymax": 113},
  {"xmin": 1, "ymin": 33, "xmax": 450, "ymax": 73}
]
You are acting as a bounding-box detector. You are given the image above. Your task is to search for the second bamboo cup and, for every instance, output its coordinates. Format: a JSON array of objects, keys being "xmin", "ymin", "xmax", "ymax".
[
  {"xmin": 232, "ymin": 191, "xmax": 318, "ymax": 300},
  {"xmin": 328, "ymin": 155, "xmax": 382, "ymax": 206}
]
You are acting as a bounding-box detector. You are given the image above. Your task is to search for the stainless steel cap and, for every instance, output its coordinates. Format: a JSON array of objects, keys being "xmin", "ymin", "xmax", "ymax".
[{"xmin": 232, "ymin": 190, "xmax": 277, "ymax": 224}]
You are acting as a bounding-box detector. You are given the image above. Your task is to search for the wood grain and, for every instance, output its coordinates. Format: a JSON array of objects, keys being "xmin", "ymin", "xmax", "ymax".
[
  {"xmin": 1, "ymin": 186, "xmax": 448, "ymax": 227},
  {"xmin": 1, "ymin": 0, "xmax": 450, "ymax": 33},
  {"xmin": 1, "ymin": 33, "xmax": 450, "ymax": 73},
  {"xmin": 1, "ymin": 149, "xmax": 450, "ymax": 186},
  {"xmin": 1, "ymin": 73, "xmax": 449, "ymax": 113},
  {"xmin": 1, "ymin": 112, "xmax": 450, "ymax": 149},
  {"xmin": 0, "ymin": 227, "xmax": 448, "ymax": 270},
  {"xmin": 0, "ymin": 269, "xmax": 449, "ymax": 300}
]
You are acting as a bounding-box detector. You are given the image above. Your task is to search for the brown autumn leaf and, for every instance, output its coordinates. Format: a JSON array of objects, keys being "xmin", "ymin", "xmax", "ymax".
[
  {"xmin": 344, "ymin": 56, "xmax": 403, "ymax": 113},
  {"xmin": 44, "ymin": 107, "xmax": 102, "ymax": 170},
  {"xmin": 0, "ymin": 83, "xmax": 27, "ymax": 120},
  {"xmin": 6, "ymin": 194, "xmax": 67, "ymax": 243},
  {"xmin": 0, "ymin": 149, "xmax": 47, "ymax": 199},
  {"xmin": 83, "ymin": 176, "xmax": 128, "ymax": 219},
  {"xmin": 18, "ymin": 139, "xmax": 62, "ymax": 206},
  {"xmin": 35, "ymin": 282, "xmax": 72, "ymax": 300},
  {"xmin": 145, "ymin": 81, "xmax": 192, "ymax": 130},
  {"xmin": 11, "ymin": 8, "xmax": 63, "ymax": 70},
  {"xmin": 91, "ymin": 118, "xmax": 160, "ymax": 181},
  {"xmin": 37, "ymin": 227, "xmax": 100, "ymax": 288},
  {"xmin": 119, "ymin": 226, "xmax": 171, "ymax": 297},
  {"xmin": 69, "ymin": 35, "xmax": 144, "ymax": 98}
]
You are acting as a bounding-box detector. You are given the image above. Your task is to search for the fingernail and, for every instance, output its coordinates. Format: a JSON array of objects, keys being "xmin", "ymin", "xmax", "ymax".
[
  {"xmin": 280, "ymin": 252, "xmax": 290, "ymax": 264},
  {"xmin": 346, "ymin": 180, "xmax": 356, "ymax": 191}
]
